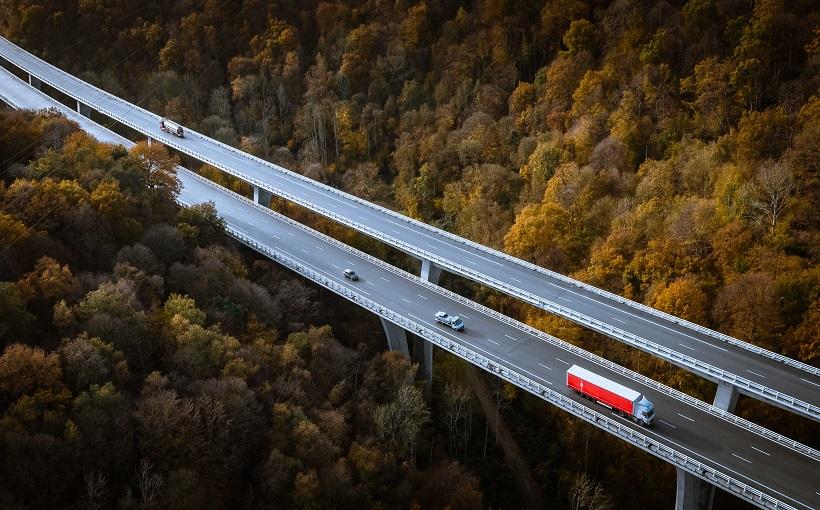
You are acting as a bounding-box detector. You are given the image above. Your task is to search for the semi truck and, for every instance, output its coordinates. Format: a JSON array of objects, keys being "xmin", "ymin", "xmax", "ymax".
[
  {"xmin": 159, "ymin": 118, "xmax": 184, "ymax": 137},
  {"xmin": 566, "ymin": 364, "xmax": 655, "ymax": 426}
]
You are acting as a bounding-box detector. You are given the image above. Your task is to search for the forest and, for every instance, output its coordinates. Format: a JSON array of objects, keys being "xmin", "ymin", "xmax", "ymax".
[{"xmin": 1, "ymin": 0, "xmax": 818, "ymax": 508}]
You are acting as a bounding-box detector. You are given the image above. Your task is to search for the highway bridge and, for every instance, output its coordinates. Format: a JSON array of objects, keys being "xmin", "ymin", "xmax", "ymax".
[
  {"xmin": 1, "ymin": 45, "xmax": 818, "ymax": 510},
  {"xmin": 0, "ymin": 36, "xmax": 816, "ymax": 424}
]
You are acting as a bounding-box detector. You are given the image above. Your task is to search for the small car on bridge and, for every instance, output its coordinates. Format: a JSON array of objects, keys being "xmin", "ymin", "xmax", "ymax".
[{"xmin": 435, "ymin": 311, "xmax": 464, "ymax": 331}]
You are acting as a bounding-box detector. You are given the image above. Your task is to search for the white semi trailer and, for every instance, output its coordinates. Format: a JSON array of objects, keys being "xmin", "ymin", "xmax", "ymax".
[{"xmin": 159, "ymin": 118, "xmax": 184, "ymax": 137}]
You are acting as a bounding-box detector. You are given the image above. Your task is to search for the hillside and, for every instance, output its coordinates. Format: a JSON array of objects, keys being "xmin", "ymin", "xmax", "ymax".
[{"xmin": 1, "ymin": 0, "xmax": 819, "ymax": 508}]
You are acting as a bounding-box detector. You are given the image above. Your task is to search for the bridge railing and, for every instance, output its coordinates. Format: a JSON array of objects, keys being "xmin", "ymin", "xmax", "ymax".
[{"xmin": 1, "ymin": 36, "xmax": 815, "ymax": 386}]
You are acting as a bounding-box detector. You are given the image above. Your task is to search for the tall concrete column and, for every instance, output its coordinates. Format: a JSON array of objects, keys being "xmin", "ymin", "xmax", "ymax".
[
  {"xmin": 412, "ymin": 336, "xmax": 433, "ymax": 383},
  {"xmin": 76, "ymin": 100, "xmax": 91, "ymax": 118},
  {"xmin": 380, "ymin": 318, "xmax": 409, "ymax": 358},
  {"xmin": 420, "ymin": 258, "xmax": 441, "ymax": 284},
  {"xmin": 253, "ymin": 186, "xmax": 272, "ymax": 207},
  {"xmin": 28, "ymin": 74, "xmax": 41, "ymax": 89},
  {"xmin": 675, "ymin": 468, "xmax": 714, "ymax": 510},
  {"xmin": 413, "ymin": 258, "xmax": 442, "ymax": 384},
  {"xmin": 713, "ymin": 381, "xmax": 739, "ymax": 412}
]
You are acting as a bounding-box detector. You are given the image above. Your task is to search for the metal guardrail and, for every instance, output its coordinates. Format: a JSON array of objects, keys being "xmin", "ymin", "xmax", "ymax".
[
  {"xmin": 2, "ymin": 82, "xmax": 807, "ymax": 509},
  {"xmin": 3, "ymin": 37, "xmax": 819, "ymax": 424}
]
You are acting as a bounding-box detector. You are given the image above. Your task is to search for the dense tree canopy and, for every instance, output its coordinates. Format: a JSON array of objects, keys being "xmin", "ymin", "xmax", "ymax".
[{"xmin": 2, "ymin": 0, "xmax": 819, "ymax": 508}]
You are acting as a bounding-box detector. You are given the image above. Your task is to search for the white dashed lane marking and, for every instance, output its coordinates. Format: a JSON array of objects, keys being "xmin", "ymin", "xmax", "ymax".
[
  {"xmin": 677, "ymin": 413, "xmax": 695, "ymax": 422},
  {"xmin": 800, "ymin": 378, "xmax": 820, "ymax": 389},
  {"xmin": 731, "ymin": 453, "xmax": 752, "ymax": 464},
  {"xmin": 751, "ymin": 446, "xmax": 770, "ymax": 456}
]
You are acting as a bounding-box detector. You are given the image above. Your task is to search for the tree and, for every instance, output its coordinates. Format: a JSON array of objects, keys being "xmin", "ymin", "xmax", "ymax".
[
  {"xmin": 59, "ymin": 333, "xmax": 129, "ymax": 391},
  {"xmin": 649, "ymin": 278, "xmax": 709, "ymax": 324},
  {"xmin": 569, "ymin": 473, "xmax": 613, "ymax": 510},
  {"xmin": 176, "ymin": 201, "xmax": 226, "ymax": 247},
  {"xmin": 443, "ymin": 383, "xmax": 472, "ymax": 461},
  {"xmin": 712, "ymin": 273, "xmax": 782, "ymax": 348},
  {"xmin": 734, "ymin": 107, "xmax": 791, "ymax": 163},
  {"xmin": 70, "ymin": 382, "xmax": 133, "ymax": 477},
  {"xmin": 72, "ymin": 279, "xmax": 152, "ymax": 371},
  {"xmin": 0, "ymin": 282, "xmax": 34, "ymax": 341},
  {"xmin": 127, "ymin": 142, "xmax": 180, "ymax": 201},
  {"xmin": 563, "ymin": 19, "xmax": 596, "ymax": 55},
  {"xmin": 135, "ymin": 459, "xmax": 164, "ymax": 507},
  {"xmin": 162, "ymin": 293, "xmax": 206, "ymax": 327},
  {"xmin": 415, "ymin": 462, "xmax": 483, "ymax": 510},
  {"xmin": 15, "ymin": 256, "xmax": 73, "ymax": 306},
  {"xmin": 373, "ymin": 384, "xmax": 429, "ymax": 461},
  {"xmin": 680, "ymin": 57, "xmax": 738, "ymax": 137},
  {"xmin": 745, "ymin": 159, "xmax": 796, "ymax": 235},
  {"xmin": 794, "ymin": 299, "xmax": 820, "ymax": 364},
  {"xmin": 0, "ymin": 343, "xmax": 63, "ymax": 405}
]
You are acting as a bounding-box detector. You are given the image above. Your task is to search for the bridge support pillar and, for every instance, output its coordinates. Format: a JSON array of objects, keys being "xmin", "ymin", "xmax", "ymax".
[
  {"xmin": 253, "ymin": 186, "xmax": 272, "ymax": 207},
  {"xmin": 412, "ymin": 259, "xmax": 441, "ymax": 385},
  {"xmin": 380, "ymin": 318, "xmax": 409, "ymax": 358},
  {"xmin": 76, "ymin": 100, "xmax": 91, "ymax": 118},
  {"xmin": 713, "ymin": 382, "xmax": 739, "ymax": 413},
  {"xmin": 675, "ymin": 468, "xmax": 714, "ymax": 510},
  {"xmin": 28, "ymin": 74, "xmax": 41, "ymax": 89},
  {"xmin": 420, "ymin": 258, "xmax": 441, "ymax": 285},
  {"xmin": 412, "ymin": 336, "xmax": 433, "ymax": 384}
]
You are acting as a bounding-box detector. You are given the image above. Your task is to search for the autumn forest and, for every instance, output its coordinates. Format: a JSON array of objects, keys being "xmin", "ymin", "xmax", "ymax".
[{"xmin": 0, "ymin": 0, "xmax": 818, "ymax": 509}]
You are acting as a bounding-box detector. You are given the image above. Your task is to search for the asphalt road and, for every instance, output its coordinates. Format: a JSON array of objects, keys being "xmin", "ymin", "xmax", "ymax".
[
  {"xmin": 1, "ymin": 37, "xmax": 816, "ymax": 420},
  {"xmin": 3, "ymin": 67, "xmax": 818, "ymax": 509}
]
